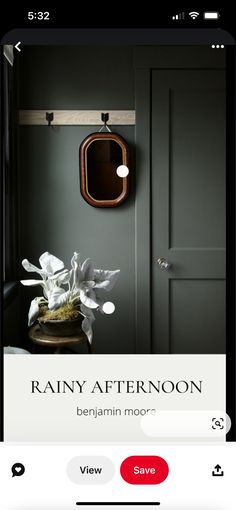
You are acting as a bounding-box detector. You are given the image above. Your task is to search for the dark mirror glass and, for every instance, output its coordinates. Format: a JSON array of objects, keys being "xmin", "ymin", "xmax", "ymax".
[
  {"xmin": 80, "ymin": 132, "xmax": 129, "ymax": 207},
  {"xmin": 86, "ymin": 139, "xmax": 123, "ymax": 200}
]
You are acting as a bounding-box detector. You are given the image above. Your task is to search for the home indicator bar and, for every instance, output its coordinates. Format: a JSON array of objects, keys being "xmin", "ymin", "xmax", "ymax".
[{"xmin": 75, "ymin": 504, "xmax": 161, "ymax": 507}]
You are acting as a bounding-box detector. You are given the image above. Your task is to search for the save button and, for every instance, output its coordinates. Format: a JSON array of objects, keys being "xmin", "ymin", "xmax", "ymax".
[{"xmin": 120, "ymin": 455, "xmax": 169, "ymax": 484}]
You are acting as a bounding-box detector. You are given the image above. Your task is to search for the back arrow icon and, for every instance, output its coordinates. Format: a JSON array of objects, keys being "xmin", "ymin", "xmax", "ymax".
[{"xmin": 15, "ymin": 42, "xmax": 21, "ymax": 52}]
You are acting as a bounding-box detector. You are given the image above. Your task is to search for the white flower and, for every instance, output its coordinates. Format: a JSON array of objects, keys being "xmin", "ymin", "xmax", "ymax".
[
  {"xmin": 20, "ymin": 250, "xmax": 120, "ymax": 343},
  {"xmin": 94, "ymin": 268, "xmax": 120, "ymax": 291},
  {"xmin": 21, "ymin": 252, "xmax": 68, "ymax": 301},
  {"xmin": 77, "ymin": 258, "xmax": 120, "ymax": 309},
  {"xmin": 80, "ymin": 304, "xmax": 95, "ymax": 344},
  {"xmin": 47, "ymin": 287, "xmax": 70, "ymax": 311},
  {"xmin": 22, "ymin": 252, "xmax": 64, "ymax": 277},
  {"xmin": 70, "ymin": 252, "xmax": 84, "ymax": 291},
  {"xmin": 28, "ymin": 296, "xmax": 46, "ymax": 327}
]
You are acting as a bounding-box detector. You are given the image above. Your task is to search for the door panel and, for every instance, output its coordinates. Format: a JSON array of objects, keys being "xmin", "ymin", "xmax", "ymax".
[
  {"xmin": 170, "ymin": 89, "xmax": 225, "ymax": 248},
  {"xmin": 152, "ymin": 70, "xmax": 225, "ymax": 354},
  {"xmin": 170, "ymin": 279, "xmax": 225, "ymax": 354}
]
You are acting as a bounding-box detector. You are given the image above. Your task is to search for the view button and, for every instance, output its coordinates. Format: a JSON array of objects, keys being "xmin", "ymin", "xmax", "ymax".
[{"xmin": 67, "ymin": 456, "xmax": 115, "ymax": 484}]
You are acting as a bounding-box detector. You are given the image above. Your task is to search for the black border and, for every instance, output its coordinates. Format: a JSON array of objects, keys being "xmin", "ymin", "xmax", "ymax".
[
  {"xmin": 0, "ymin": 6, "xmax": 235, "ymax": 34},
  {"xmin": 226, "ymin": 46, "xmax": 236, "ymax": 441},
  {"xmin": 0, "ymin": 14, "xmax": 235, "ymax": 443},
  {"xmin": 0, "ymin": 45, "xmax": 4, "ymax": 443}
]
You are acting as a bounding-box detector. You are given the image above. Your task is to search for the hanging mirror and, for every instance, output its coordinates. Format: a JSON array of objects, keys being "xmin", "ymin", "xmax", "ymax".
[{"xmin": 79, "ymin": 132, "xmax": 129, "ymax": 207}]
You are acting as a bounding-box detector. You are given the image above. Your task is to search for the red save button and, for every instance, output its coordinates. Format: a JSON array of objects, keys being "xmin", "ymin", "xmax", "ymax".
[{"xmin": 120, "ymin": 456, "xmax": 169, "ymax": 485}]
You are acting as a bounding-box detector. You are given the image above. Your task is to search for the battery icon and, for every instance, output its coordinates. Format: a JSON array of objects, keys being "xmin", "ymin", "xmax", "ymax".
[{"xmin": 204, "ymin": 12, "xmax": 219, "ymax": 19}]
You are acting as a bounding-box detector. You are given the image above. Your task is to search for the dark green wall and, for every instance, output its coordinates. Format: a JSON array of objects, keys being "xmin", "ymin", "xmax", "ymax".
[{"xmin": 18, "ymin": 46, "xmax": 135, "ymax": 353}]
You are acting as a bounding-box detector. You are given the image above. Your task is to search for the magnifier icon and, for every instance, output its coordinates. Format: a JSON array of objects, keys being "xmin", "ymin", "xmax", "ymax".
[{"xmin": 212, "ymin": 418, "xmax": 224, "ymax": 430}]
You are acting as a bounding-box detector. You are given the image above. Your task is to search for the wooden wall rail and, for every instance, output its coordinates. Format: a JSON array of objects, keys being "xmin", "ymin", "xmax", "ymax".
[{"xmin": 19, "ymin": 110, "xmax": 136, "ymax": 126}]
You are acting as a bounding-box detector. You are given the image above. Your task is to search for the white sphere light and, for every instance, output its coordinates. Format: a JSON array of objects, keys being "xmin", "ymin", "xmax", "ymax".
[
  {"xmin": 102, "ymin": 301, "xmax": 116, "ymax": 314},
  {"xmin": 116, "ymin": 165, "xmax": 129, "ymax": 178}
]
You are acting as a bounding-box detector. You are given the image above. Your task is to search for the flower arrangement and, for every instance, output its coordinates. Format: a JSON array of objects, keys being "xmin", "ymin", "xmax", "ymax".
[{"xmin": 20, "ymin": 251, "xmax": 120, "ymax": 343}]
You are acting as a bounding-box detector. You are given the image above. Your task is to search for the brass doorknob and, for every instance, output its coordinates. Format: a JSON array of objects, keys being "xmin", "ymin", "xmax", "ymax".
[{"xmin": 157, "ymin": 257, "xmax": 171, "ymax": 270}]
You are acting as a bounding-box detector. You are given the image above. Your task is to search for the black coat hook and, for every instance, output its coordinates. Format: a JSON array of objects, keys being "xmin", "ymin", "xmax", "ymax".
[
  {"xmin": 46, "ymin": 112, "xmax": 54, "ymax": 126},
  {"xmin": 99, "ymin": 112, "xmax": 111, "ymax": 132},
  {"xmin": 101, "ymin": 112, "xmax": 109, "ymax": 125}
]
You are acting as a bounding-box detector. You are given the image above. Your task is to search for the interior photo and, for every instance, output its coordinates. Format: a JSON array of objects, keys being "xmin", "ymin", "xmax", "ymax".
[{"xmin": 2, "ymin": 44, "xmax": 226, "ymax": 354}]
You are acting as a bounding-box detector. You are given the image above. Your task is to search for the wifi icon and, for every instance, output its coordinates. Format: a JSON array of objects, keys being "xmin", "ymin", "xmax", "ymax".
[{"xmin": 189, "ymin": 11, "xmax": 199, "ymax": 19}]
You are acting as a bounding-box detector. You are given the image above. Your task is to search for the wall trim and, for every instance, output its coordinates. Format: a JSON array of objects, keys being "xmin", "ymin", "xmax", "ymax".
[
  {"xmin": 134, "ymin": 69, "xmax": 151, "ymax": 353},
  {"xmin": 19, "ymin": 110, "xmax": 136, "ymax": 126}
]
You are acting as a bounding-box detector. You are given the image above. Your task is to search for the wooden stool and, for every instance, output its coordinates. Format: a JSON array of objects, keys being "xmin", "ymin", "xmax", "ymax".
[{"xmin": 28, "ymin": 324, "xmax": 93, "ymax": 354}]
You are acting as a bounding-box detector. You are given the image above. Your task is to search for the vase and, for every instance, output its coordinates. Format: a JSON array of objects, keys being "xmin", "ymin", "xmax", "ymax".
[{"xmin": 38, "ymin": 316, "xmax": 83, "ymax": 337}]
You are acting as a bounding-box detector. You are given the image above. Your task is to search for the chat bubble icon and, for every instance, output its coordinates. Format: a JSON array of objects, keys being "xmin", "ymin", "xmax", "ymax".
[{"xmin": 12, "ymin": 463, "xmax": 25, "ymax": 477}]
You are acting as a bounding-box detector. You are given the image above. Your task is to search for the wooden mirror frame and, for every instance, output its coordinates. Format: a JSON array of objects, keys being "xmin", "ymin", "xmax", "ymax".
[{"xmin": 79, "ymin": 132, "xmax": 129, "ymax": 207}]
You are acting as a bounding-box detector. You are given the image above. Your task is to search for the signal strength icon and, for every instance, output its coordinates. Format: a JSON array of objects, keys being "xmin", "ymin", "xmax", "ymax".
[
  {"xmin": 172, "ymin": 12, "xmax": 185, "ymax": 20},
  {"xmin": 189, "ymin": 11, "xmax": 199, "ymax": 19}
]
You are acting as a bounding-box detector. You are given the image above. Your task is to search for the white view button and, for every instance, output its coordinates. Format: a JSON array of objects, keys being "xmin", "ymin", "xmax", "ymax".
[
  {"xmin": 67, "ymin": 456, "xmax": 115, "ymax": 484},
  {"xmin": 141, "ymin": 411, "xmax": 231, "ymax": 437}
]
